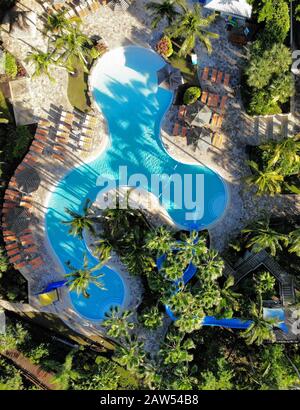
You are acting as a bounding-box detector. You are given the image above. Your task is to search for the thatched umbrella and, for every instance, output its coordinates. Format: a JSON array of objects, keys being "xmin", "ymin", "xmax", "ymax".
[
  {"xmin": 15, "ymin": 167, "xmax": 40, "ymax": 194},
  {"xmin": 157, "ymin": 63, "xmax": 183, "ymax": 91},
  {"xmin": 109, "ymin": 0, "xmax": 131, "ymax": 12},
  {"xmin": 6, "ymin": 207, "xmax": 31, "ymax": 234}
]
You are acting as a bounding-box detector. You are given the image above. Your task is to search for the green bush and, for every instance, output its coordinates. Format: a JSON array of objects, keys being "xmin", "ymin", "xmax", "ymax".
[
  {"xmin": 5, "ymin": 52, "xmax": 18, "ymax": 79},
  {"xmin": 183, "ymin": 86, "xmax": 201, "ymax": 105},
  {"xmin": 156, "ymin": 36, "xmax": 173, "ymax": 58},
  {"xmin": 140, "ymin": 306, "xmax": 164, "ymax": 330}
]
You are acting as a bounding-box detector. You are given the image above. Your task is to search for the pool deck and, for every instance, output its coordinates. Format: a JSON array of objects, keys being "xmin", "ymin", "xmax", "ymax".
[{"xmin": 1, "ymin": 0, "xmax": 300, "ymax": 345}]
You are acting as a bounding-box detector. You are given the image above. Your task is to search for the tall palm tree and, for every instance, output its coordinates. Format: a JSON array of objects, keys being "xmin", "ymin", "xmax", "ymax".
[
  {"xmin": 243, "ymin": 301, "xmax": 276, "ymax": 346},
  {"xmin": 65, "ymin": 253, "xmax": 105, "ymax": 298},
  {"xmin": 289, "ymin": 228, "xmax": 300, "ymax": 257},
  {"xmin": 145, "ymin": 0, "xmax": 181, "ymax": 29},
  {"xmin": 63, "ymin": 198, "xmax": 95, "ymax": 239},
  {"xmin": 216, "ymin": 275, "xmax": 241, "ymax": 318},
  {"xmin": 245, "ymin": 160, "xmax": 284, "ymax": 195},
  {"xmin": 102, "ymin": 306, "xmax": 134, "ymax": 339},
  {"xmin": 242, "ymin": 217, "xmax": 289, "ymax": 256},
  {"xmin": 165, "ymin": 3, "xmax": 218, "ymax": 56},
  {"xmin": 45, "ymin": 9, "xmax": 81, "ymax": 36},
  {"xmin": 55, "ymin": 27, "xmax": 93, "ymax": 73},
  {"xmin": 92, "ymin": 238, "xmax": 113, "ymax": 262},
  {"xmin": 25, "ymin": 49, "xmax": 56, "ymax": 81}
]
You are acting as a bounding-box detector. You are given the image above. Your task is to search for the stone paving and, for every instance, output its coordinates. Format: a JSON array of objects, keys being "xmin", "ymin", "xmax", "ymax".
[{"xmin": 1, "ymin": 0, "xmax": 299, "ymax": 345}]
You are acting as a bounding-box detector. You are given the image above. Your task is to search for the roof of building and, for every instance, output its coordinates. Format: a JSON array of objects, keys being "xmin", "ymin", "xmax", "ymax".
[{"xmin": 204, "ymin": 0, "xmax": 252, "ymax": 19}]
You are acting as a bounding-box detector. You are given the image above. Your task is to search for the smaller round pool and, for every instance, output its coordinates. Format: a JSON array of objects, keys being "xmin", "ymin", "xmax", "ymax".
[{"xmin": 70, "ymin": 265, "xmax": 125, "ymax": 321}]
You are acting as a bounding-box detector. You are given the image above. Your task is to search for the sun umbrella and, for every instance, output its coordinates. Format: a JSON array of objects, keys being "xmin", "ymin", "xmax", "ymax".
[
  {"xmin": 15, "ymin": 167, "xmax": 40, "ymax": 194},
  {"xmin": 109, "ymin": 0, "xmax": 131, "ymax": 11},
  {"xmin": 186, "ymin": 101, "xmax": 212, "ymax": 128},
  {"xmin": 6, "ymin": 207, "xmax": 31, "ymax": 234},
  {"xmin": 157, "ymin": 63, "xmax": 183, "ymax": 91}
]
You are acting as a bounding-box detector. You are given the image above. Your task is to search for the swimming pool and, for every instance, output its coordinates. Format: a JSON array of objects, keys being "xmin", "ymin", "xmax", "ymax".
[{"xmin": 45, "ymin": 46, "xmax": 228, "ymax": 321}]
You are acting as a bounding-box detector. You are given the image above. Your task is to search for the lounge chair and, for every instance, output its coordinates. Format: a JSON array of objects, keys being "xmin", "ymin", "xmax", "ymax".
[
  {"xmin": 223, "ymin": 73, "xmax": 230, "ymax": 87},
  {"xmin": 7, "ymin": 248, "xmax": 19, "ymax": 257},
  {"xmin": 201, "ymin": 91, "xmax": 208, "ymax": 104},
  {"xmin": 35, "ymin": 134, "xmax": 48, "ymax": 143},
  {"xmin": 220, "ymin": 96, "xmax": 228, "ymax": 112},
  {"xmin": 6, "ymin": 243, "xmax": 19, "ymax": 250},
  {"xmin": 216, "ymin": 71, "xmax": 223, "ymax": 84},
  {"xmin": 24, "ymin": 245, "xmax": 38, "ymax": 254},
  {"xmin": 202, "ymin": 67, "xmax": 209, "ymax": 81},
  {"xmin": 9, "ymin": 254, "xmax": 22, "ymax": 264},
  {"xmin": 212, "ymin": 132, "xmax": 224, "ymax": 148},
  {"xmin": 173, "ymin": 122, "xmax": 180, "ymax": 136},
  {"xmin": 211, "ymin": 69, "xmax": 217, "ymax": 83},
  {"xmin": 178, "ymin": 106, "xmax": 186, "ymax": 119},
  {"xmin": 52, "ymin": 153, "xmax": 64, "ymax": 161},
  {"xmin": 30, "ymin": 257, "xmax": 44, "ymax": 269},
  {"xmin": 181, "ymin": 127, "xmax": 187, "ymax": 138},
  {"xmin": 14, "ymin": 261, "xmax": 27, "ymax": 269}
]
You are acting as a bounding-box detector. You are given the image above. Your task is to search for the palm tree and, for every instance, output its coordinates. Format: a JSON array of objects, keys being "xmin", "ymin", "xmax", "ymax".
[
  {"xmin": 102, "ymin": 307, "xmax": 134, "ymax": 339},
  {"xmin": 145, "ymin": 225, "xmax": 175, "ymax": 256},
  {"xmin": 245, "ymin": 160, "xmax": 284, "ymax": 195},
  {"xmin": 242, "ymin": 217, "xmax": 289, "ymax": 256},
  {"xmin": 55, "ymin": 27, "xmax": 93, "ymax": 73},
  {"xmin": 145, "ymin": 0, "xmax": 181, "ymax": 29},
  {"xmin": 62, "ymin": 198, "xmax": 95, "ymax": 239},
  {"xmin": 289, "ymin": 228, "xmax": 300, "ymax": 257},
  {"xmin": 159, "ymin": 332, "xmax": 195, "ymax": 365},
  {"xmin": 260, "ymin": 134, "xmax": 300, "ymax": 175},
  {"xmin": 92, "ymin": 238, "xmax": 113, "ymax": 262},
  {"xmin": 216, "ymin": 275, "xmax": 241, "ymax": 318},
  {"xmin": 243, "ymin": 301, "xmax": 276, "ymax": 345},
  {"xmin": 25, "ymin": 49, "xmax": 56, "ymax": 81},
  {"xmin": 165, "ymin": 3, "xmax": 218, "ymax": 56},
  {"xmin": 52, "ymin": 351, "xmax": 79, "ymax": 390},
  {"xmin": 115, "ymin": 336, "xmax": 145, "ymax": 372},
  {"xmin": 45, "ymin": 9, "xmax": 81, "ymax": 36},
  {"xmin": 65, "ymin": 253, "xmax": 105, "ymax": 298},
  {"xmin": 0, "ymin": 112, "xmax": 9, "ymax": 124},
  {"xmin": 197, "ymin": 249, "xmax": 224, "ymax": 282}
]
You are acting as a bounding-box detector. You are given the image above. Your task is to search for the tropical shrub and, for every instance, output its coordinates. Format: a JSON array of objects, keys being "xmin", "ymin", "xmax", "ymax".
[
  {"xmin": 5, "ymin": 52, "xmax": 18, "ymax": 79},
  {"xmin": 256, "ymin": 0, "xmax": 290, "ymax": 45},
  {"xmin": 156, "ymin": 36, "xmax": 173, "ymax": 58},
  {"xmin": 183, "ymin": 86, "xmax": 201, "ymax": 105},
  {"xmin": 140, "ymin": 306, "xmax": 164, "ymax": 329}
]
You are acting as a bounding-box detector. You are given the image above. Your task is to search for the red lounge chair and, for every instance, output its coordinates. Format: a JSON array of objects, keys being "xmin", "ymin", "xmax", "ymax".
[
  {"xmin": 52, "ymin": 153, "xmax": 64, "ymax": 161},
  {"xmin": 14, "ymin": 261, "xmax": 27, "ymax": 269},
  {"xmin": 202, "ymin": 67, "xmax": 209, "ymax": 81},
  {"xmin": 181, "ymin": 127, "xmax": 187, "ymax": 138},
  {"xmin": 9, "ymin": 254, "xmax": 22, "ymax": 264},
  {"xmin": 24, "ymin": 245, "xmax": 38, "ymax": 254},
  {"xmin": 201, "ymin": 91, "xmax": 208, "ymax": 104},
  {"xmin": 7, "ymin": 248, "xmax": 19, "ymax": 257},
  {"xmin": 30, "ymin": 257, "xmax": 44, "ymax": 269},
  {"xmin": 223, "ymin": 73, "xmax": 230, "ymax": 87},
  {"xmin": 6, "ymin": 243, "xmax": 19, "ymax": 250},
  {"xmin": 173, "ymin": 122, "xmax": 180, "ymax": 136},
  {"xmin": 220, "ymin": 96, "xmax": 228, "ymax": 112},
  {"xmin": 178, "ymin": 106, "xmax": 186, "ymax": 119},
  {"xmin": 216, "ymin": 71, "xmax": 223, "ymax": 84},
  {"xmin": 211, "ymin": 69, "xmax": 217, "ymax": 83}
]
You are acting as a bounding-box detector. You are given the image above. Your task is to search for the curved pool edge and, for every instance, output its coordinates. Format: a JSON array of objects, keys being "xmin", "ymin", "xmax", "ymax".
[{"xmin": 89, "ymin": 45, "xmax": 230, "ymax": 233}]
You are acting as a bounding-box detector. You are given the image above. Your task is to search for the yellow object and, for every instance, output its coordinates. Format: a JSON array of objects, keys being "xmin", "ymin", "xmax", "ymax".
[
  {"xmin": 212, "ymin": 132, "xmax": 224, "ymax": 148},
  {"xmin": 38, "ymin": 290, "xmax": 58, "ymax": 306}
]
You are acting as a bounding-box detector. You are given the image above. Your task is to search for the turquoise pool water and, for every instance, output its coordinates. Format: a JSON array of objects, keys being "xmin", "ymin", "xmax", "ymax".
[{"xmin": 45, "ymin": 46, "xmax": 228, "ymax": 321}]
